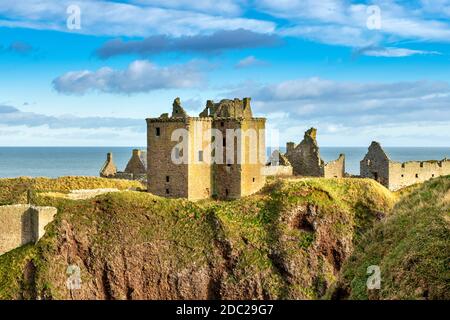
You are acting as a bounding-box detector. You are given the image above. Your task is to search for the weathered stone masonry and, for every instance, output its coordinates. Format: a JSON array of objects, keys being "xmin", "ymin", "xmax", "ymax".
[
  {"xmin": 146, "ymin": 97, "xmax": 266, "ymax": 200},
  {"xmin": 361, "ymin": 141, "xmax": 450, "ymax": 190},
  {"xmin": 285, "ymin": 128, "xmax": 345, "ymax": 178},
  {"xmin": 0, "ymin": 204, "xmax": 57, "ymax": 255},
  {"xmin": 100, "ymin": 149, "xmax": 147, "ymax": 182}
]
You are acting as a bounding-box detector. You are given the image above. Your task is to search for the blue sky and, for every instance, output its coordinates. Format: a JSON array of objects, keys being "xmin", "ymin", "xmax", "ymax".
[{"xmin": 0, "ymin": 0, "xmax": 449, "ymax": 146}]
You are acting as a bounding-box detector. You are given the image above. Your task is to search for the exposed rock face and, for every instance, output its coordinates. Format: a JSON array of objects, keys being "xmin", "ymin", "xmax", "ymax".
[{"xmin": 0, "ymin": 177, "xmax": 396, "ymax": 300}]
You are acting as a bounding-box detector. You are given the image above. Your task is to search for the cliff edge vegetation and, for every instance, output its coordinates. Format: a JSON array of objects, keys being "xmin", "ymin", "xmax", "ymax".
[
  {"xmin": 333, "ymin": 176, "xmax": 450, "ymax": 300},
  {"xmin": 0, "ymin": 176, "xmax": 397, "ymax": 299}
]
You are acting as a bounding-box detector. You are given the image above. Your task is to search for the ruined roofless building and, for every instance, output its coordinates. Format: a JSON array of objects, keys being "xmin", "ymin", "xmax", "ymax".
[
  {"xmin": 361, "ymin": 141, "xmax": 450, "ymax": 191},
  {"xmin": 285, "ymin": 128, "xmax": 345, "ymax": 178},
  {"xmin": 100, "ymin": 149, "xmax": 147, "ymax": 182},
  {"xmin": 146, "ymin": 97, "xmax": 266, "ymax": 200}
]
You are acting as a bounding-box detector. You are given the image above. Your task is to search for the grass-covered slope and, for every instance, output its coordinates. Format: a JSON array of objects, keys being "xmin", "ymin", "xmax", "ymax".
[
  {"xmin": 0, "ymin": 176, "xmax": 144, "ymax": 205},
  {"xmin": 0, "ymin": 177, "xmax": 395, "ymax": 300},
  {"xmin": 334, "ymin": 176, "xmax": 450, "ymax": 300}
]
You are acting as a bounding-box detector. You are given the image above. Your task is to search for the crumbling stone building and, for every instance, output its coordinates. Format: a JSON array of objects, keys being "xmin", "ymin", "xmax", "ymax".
[
  {"xmin": 285, "ymin": 128, "xmax": 345, "ymax": 178},
  {"xmin": 361, "ymin": 141, "xmax": 450, "ymax": 190},
  {"xmin": 146, "ymin": 97, "xmax": 266, "ymax": 200},
  {"xmin": 100, "ymin": 149, "xmax": 147, "ymax": 182},
  {"xmin": 263, "ymin": 150, "xmax": 293, "ymax": 176}
]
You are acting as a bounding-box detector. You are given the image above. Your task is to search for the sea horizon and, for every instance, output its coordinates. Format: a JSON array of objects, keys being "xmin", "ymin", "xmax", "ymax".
[{"xmin": 0, "ymin": 146, "xmax": 448, "ymax": 178}]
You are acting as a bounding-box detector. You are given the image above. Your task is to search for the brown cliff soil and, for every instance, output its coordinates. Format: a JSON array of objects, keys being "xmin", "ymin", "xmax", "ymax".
[{"xmin": 0, "ymin": 177, "xmax": 395, "ymax": 299}]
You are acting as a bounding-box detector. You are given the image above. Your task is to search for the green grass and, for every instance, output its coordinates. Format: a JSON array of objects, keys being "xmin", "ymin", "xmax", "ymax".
[
  {"xmin": 0, "ymin": 176, "xmax": 144, "ymax": 205},
  {"xmin": 0, "ymin": 176, "xmax": 397, "ymax": 299},
  {"xmin": 335, "ymin": 175, "xmax": 450, "ymax": 300}
]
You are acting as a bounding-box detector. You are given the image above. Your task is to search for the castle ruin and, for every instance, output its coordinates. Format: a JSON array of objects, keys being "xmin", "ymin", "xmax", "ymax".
[
  {"xmin": 146, "ymin": 97, "xmax": 266, "ymax": 200},
  {"xmin": 285, "ymin": 128, "xmax": 345, "ymax": 178},
  {"xmin": 360, "ymin": 141, "xmax": 450, "ymax": 190},
  {"xmin": 100, "ymin": 149, "xmax": 147, "ymax": 182},
  {"xmin": 0, "ymin": 204, "xmax": 57, "ymax": 255}
]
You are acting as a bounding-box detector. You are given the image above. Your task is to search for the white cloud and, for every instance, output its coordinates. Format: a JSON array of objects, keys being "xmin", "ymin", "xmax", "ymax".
[
  {"xmin": 260, "ymin": 0, "xmax": 450, "ymax": 48},
  {"xmin": 225, "ymin": 77, "xmax": 450, "ymax": 132},
  {"xmin": 0, "ymin": 104, "xmax": 144, "ymax": 130},
  {"xmin": 235, "ymin": 55, "xmax": 267, "ymax": 68},
  {"xmin": 53, "ymin": 60, "xmax": 204, "ymax": 94},
  {"xmin": 354, "ymin": 46, "xmax": 441, "ymax": 57},
  {"xmin": 125, "ymin": 0, "xmax": 243, "ymax": 16},
  {"xmin": 0, "ymin": 0, "xmax": 274, "ymax": 37}
]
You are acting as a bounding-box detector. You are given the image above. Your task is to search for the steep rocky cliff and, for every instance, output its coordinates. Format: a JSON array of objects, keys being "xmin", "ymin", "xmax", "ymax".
[{"xmin": 0, "ymin": 177, "xmax": 396, "ymax": 299}]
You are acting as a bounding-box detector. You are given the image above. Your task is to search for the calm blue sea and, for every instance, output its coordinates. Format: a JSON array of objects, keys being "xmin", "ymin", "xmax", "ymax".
[{"xmin": 0, "ymin": 147, "xmax": 448, "ymax": 178}]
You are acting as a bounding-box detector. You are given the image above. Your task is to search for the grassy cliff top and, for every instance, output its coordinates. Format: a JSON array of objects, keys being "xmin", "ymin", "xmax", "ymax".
[
  {"xmin": 0, "ymin": 176, "xmax": 144, "ymax": 205},
  {"xmin": 0, "ymin": 176, "xmax": 397, "ymax": 300},
  {"xmin": 335, "ymin": 175, "xmax": 450, "ymax": 300}
]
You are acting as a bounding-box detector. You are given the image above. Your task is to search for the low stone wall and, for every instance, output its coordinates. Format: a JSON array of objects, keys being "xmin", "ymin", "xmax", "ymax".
[
  {"xmin": 261, "ymin": 165, "xmax": 293, "ymax": 177},
  {"xmin": 324, "ymin": 154, "xmax": 345, "ymax": 178},
  {"xmin": 0, "ymin": 204, "xmax": 57, "ymax": 255},
  {"xmin": 66, "ymin": 188, "xmax": 120, "ymax": 200}
]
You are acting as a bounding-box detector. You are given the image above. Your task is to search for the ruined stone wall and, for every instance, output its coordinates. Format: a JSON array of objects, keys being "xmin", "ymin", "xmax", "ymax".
[
  {"xmin": 388, "ymin": 159, "xmax": 450, "ymax": 191},
  {"xmin": 360, "ymin": 142, "xmax": 390, "ymax": 188},
  {"xmin": 285, "ymin": 128, "xmax": 345, "ymax": 178},
  {"xmin": 324, "ymin": 154, "xmax": 345, "ymax": 178},
  {"xmin": 187, "ymin": 118, "xmax": 213, "ymax": 200},
  {"xmin": 360, "ymin": 141, "xmax": 449, "ymax": 190},
  {"xmin": 0, "ymin": 205, "xmax": 57, "ymax": 255},
  {"xmin": 147, "ymin": 119, "xmax": 189, "ymax": 198},
  {"xmin": 124, "ymin": 149, "xmax": 147, "ymax": 175},
  {"xmin": 240, "ymin": 118, "xmax": 266, "ymax": 197},
  {"xmin": 213, "ymin": 119, "xmax": 242, "ymax": 199},
  {"xmin": 100, "ymin": 153, "xmax": 117, "ymax": 178},
  {"xmin": 261, "ymin": 165, "xmax": 293, "ymax": 176}
]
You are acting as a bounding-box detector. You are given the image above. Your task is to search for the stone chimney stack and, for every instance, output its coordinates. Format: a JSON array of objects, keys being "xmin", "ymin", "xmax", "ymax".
[{"xmin": 132, "ymin": 149, "xmax": 141, "ymax": 157}]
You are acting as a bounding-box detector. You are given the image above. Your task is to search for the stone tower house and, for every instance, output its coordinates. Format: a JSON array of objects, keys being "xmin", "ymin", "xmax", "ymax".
[{"xmin": 146, "ymin": 98, "xmax": 266, "ymax": 200}]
